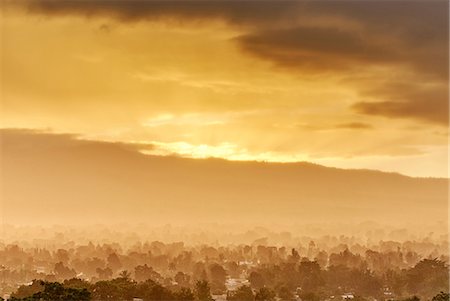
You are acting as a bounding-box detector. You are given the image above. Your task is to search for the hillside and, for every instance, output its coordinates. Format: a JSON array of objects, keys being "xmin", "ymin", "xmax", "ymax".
[{"xmin": 1, "ymin": 129, "xmax": 447, "ymax": 225}]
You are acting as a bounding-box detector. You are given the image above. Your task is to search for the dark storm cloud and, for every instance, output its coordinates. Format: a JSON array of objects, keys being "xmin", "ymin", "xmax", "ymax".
[
  {"xmin": 9, "ymin": 0, "xmax": 301, "ymax": 24},
  {"xmin": 353, "ymin": 99, "xmax": 448, "ymax": 125},
  {"xmin": 11, "ymin": 0, "xmax": 448, "ymax": 78},
  {"xmin": 8, "ymin": 0, "xmax": 449, "ymax": 125},
  {"xmin": 352, "ymin": 81, "xmax": 449, "ymax": 125},
  {"xmin": 235, "ymin": 1, "xmax": 448, "ymax": 78},
  {"xmin": 236, "ymin": 26, "xmax": 401, "ymax": 72}
]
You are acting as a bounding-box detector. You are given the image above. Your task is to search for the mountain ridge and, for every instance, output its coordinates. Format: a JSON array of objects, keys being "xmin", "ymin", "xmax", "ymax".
[{"xmin": 1, "ymin": 128, "xmax": 448, "ymax": 225}]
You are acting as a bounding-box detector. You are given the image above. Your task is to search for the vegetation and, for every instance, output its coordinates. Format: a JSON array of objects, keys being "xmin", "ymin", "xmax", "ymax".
[
  {"xmin": 1, "ymin": 240, "xmax": 448, "ymax": 301},
  {"xmin": 7, "ymin": 279, "xmax": 449, "ymax": 301},
  {"xmin": 9, "ymin": 281, "xmax": 90, "ymax": 301}
]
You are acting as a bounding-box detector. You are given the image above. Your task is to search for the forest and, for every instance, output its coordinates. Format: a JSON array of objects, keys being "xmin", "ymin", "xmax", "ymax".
[{"xmin": 1, "ymin": 236, "xmax": 448, "ymax": 301}]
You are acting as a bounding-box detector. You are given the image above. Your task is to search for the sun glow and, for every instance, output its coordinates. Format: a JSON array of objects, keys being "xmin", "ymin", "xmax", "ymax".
[{"xmin": 141, "ymin": 140, "xmax": 309, "ymax": 163}]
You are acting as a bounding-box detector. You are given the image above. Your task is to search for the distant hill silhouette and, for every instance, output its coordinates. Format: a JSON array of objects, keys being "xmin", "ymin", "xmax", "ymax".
[{"xmin": 1, "ymin": 128, "xmax": 447, "ymax": 225}]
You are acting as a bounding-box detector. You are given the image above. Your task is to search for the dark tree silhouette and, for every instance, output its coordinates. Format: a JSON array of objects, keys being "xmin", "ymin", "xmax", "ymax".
[
  {"xmin": 195, "ymin": 280, "xmax": 213, "ymax": 301},
  {"xmin": 227, "ymin": 285, "xmax": 254, "ymax": 301},
  {"xmin": 432, "ymin": 292, "xmax": 450, "ymax": 301},
  {"xmin": 255, "ymin": 287, "xmax": 276, "ymax": 301},
  {"xmin": 10, "ymin": 281, "xmax": 90, "ymax": 301}
]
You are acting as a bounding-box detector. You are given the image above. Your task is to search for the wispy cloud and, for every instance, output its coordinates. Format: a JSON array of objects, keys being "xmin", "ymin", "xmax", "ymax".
[
  {"xmin": 141, "ymin": 111, "xmax": 262, "ymax": 128},
  {"xmin": 140, "ymin": 140, "xmax": 309, "ymax": 163},
  {"xmin": 133, "ymin": 71, "xmax": 278, "ymax": 94},
  {"xmin": 142, "ymin": 113, "xmax": 227, "ymax": 127}
]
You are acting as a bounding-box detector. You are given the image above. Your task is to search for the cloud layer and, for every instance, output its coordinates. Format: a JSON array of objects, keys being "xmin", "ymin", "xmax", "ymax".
[
  {"xmin": 1, "ymin": 0, "xmax": 448, "ymax": 177},
  {"xmin": 9, "ymin": 0, "xmax": 448, "ymax": 125}
]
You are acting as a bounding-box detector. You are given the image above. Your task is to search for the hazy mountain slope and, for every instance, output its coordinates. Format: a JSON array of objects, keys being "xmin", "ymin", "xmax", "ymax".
[{"xmin": 1, "ymin": 129, "xmax": 447, "ymax": 225}]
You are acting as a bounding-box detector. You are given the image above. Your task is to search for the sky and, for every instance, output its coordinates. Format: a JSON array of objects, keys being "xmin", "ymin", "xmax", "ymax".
[{"xmin": 1, "ymin": 0, "xmax": 449, "ymax": 178}]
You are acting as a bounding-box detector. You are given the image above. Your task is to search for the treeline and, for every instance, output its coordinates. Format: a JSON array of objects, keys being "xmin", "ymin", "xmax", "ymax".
[
  {"xmin": 5, "ymin": 277, "xmax": 450, "ymax": 301},
  {"xmin": 1, "ymin": 241, "xmax": 449, "ymax": 300},
  {"xmin": 8, "ymin": 278, "xmax": 210, "ymax": 301},
  {"xmin": 5, "ymin": 258, "xmax": 449, "ymax": 301},
  {"xmin": 245, "ymin": 257, "xmax": 448, "ymax": 300}
]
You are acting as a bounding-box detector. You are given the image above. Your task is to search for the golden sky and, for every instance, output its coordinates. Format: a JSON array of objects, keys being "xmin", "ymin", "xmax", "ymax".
[{"xmin": 1, "ymin": 0, "xmax": 448, "ymax": 177}]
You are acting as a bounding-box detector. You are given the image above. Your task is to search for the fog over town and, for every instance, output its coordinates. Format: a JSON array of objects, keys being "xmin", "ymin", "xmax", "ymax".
[{"xmin": 1, "ymin": 0, "xmax": 449, "ymax": 300}]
